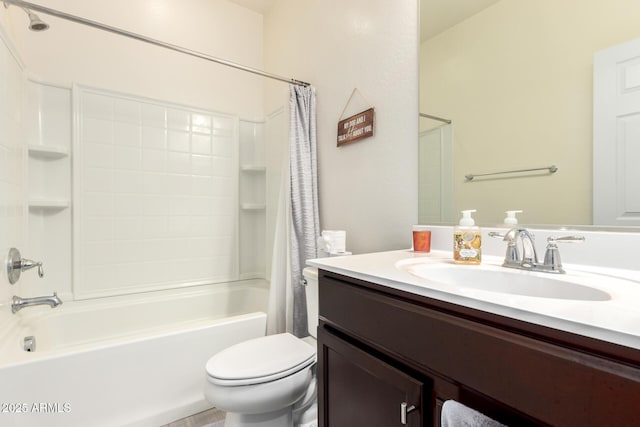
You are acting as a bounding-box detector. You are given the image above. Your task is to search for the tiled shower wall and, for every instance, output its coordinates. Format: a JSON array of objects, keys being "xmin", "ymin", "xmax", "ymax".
[{"xmin": 74, "ymin": 87, "xmax": 240, "ymax": 298}]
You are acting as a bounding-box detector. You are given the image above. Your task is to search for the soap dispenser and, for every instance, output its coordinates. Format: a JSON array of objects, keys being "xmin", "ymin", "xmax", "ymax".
[
  {"xmin": 453, "ymin": 209, "xmax": 481, "ymax": 264},
  {"xmin": 503, "ymin": 210, "xmax": 523, "ymax": 227}
]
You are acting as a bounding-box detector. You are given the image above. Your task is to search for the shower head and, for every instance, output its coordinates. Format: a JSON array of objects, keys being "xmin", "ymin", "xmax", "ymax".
[
  {"xmin": 3, "ymin": 2, "xmax": 50, "ymax": 31},
  {"xmin": 23, "ymin": 8, "xmax": 49, "ymax": 31}
]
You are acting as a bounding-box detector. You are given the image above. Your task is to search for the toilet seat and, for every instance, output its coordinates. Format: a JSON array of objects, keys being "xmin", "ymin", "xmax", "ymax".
[{"xmin": 206, "ymin": 333, "xmax": 316, "ymax": 386}]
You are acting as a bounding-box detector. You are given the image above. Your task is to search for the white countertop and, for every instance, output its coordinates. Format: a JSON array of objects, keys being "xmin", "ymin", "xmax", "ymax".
[{"xmin": 308, "ymin": 250, "xmax": 640, "ymax": 351}]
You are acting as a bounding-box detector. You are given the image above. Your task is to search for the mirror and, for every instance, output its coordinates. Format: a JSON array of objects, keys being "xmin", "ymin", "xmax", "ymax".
[{"xmin": 419, "ymin": 0, "xmax": 640, "ymax": 228}]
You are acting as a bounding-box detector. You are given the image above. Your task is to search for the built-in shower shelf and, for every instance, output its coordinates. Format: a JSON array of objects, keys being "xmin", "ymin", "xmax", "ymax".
[
  {"xmin": 241, "ymin": 203, "xmax": 266, "ymax": 211},
  {"xmin": 28, "ymin": 198, "xmax": 70, "ymax": 210},
  {"xmin": 28, "ymin": 144, "xmax": 69, "ymax": 159},
  {"xmin": 241, "ymin": 165, "xmax": 266, "ymax": 173}
]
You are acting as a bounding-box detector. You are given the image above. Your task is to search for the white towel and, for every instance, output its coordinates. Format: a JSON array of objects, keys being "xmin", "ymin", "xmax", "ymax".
[{"xmin": 441, "ymin": 400, "xmax": 507, "ymax": 427}]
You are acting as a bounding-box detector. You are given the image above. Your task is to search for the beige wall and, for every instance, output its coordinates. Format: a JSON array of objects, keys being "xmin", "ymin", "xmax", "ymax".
[
  {"xmin": 420, "ymin": 0, "xmax": 640, "ymax": 226},
  {"xmin": 265, "ymin": 0, "xmax": 420, "ymax": 254}
]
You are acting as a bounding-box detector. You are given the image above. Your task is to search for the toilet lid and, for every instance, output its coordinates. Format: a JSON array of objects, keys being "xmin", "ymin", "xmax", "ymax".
[{"xmin": 206, "ymin": 333, "xmax": 316, "ymax": 386}]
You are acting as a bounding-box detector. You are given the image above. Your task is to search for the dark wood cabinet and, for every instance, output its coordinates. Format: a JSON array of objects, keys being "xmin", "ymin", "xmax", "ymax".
[
  {"xmin": 317, "ymin": 270, "xmax": 640, "ymax": 426},
  {"xmin": 319, "ymin": 327, "xmax": 424, "ymax": 426}
]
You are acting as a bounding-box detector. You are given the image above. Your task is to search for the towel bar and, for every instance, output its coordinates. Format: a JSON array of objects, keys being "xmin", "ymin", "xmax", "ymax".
[{"xmin": 465, "ymin": 165, "xmax": 557, "ymax": 181}]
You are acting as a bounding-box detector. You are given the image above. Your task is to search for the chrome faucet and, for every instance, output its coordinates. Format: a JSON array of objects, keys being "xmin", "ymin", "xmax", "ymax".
[
  {"xmin": 12, "ymin": 292, "xmax": 62, "ymax": 314},
  {"xmin": 489, "ymin": 228, "xmax": 585, "ymax": 274}
]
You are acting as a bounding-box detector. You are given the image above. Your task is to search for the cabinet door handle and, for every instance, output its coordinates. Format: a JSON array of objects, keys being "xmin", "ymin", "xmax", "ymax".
[{"xmin": 400, "ymin": 402, "xmax": 417, "ymax": 425}]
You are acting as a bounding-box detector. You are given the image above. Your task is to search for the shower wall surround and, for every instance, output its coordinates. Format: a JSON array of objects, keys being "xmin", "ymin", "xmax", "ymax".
[
  {"xmin": 74, "ymin": 86, "xmax": 241, "ymax": 298},
  {"xmin": 23, "ymin": 81, "xmax": 72, "ymax": 299},
  {"xmin": 22, "ymin": 79, "xmax": 268, "ymax": 300},
  {"xmin": 2, "ymin": 0, "xmax": 269, "ymax": 302},
  {"xmin": 239, "ymin": 119, "xmax": 266, "ymax": 278},
  {"xmin": 0, "ymin": 27, "xmax": 26, "ymax": 300}
]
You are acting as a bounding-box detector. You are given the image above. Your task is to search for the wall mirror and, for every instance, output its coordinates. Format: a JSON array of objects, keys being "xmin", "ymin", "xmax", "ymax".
[{"xmin": 419, "ymin": 0, "xmax": 640, "ymax": 229}]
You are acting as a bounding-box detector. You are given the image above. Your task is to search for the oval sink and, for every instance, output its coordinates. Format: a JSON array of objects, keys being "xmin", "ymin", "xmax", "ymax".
[{"xmin": 399, "ymin": 262, "xmax": 611, "ymax": 301}]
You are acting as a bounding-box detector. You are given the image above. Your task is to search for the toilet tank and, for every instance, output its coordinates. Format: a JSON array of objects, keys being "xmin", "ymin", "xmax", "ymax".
[{"xmin": 303, "ymin": 267, "xmax": 319, "ymax": 338}]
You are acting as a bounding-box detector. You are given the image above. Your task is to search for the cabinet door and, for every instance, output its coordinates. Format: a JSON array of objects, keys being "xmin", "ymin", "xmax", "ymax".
[{"xmin": 318, "ymin": 326, "xmax": 424, "ymax": 426}]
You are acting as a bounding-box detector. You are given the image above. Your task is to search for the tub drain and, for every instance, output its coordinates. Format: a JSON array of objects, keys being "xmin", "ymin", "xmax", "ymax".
[{"xmin": 23, "ymin": 336, "xmax": 36, "ymax": 352}]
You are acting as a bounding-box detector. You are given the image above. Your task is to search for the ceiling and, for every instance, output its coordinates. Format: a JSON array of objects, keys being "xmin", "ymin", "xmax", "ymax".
[
  {"xmin": 227, "ymin": 0, "xmax": 276, "ymax": 14},
  {"xmin": 420, "ymin": 0, "xmax": 501, "ymax": 42},
  {"xmin": 227, "ymin": 0, "xmax": 501, "ymax": 43}
]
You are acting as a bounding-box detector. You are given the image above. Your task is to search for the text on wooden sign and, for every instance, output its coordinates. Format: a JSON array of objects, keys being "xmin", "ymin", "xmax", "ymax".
[{"xmin": 337, "ymin": 108, "xmax": 374, "ymax": 146}]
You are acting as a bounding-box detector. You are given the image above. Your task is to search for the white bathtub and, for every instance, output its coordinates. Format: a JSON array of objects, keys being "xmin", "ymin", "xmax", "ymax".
[{"xmin": 0, "ymin": 279, "xmax": 268, "ymax": 427}]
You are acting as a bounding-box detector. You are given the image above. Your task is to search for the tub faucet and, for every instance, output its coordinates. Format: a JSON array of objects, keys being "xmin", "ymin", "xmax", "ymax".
[
  {"xmin": 489, "ymin": 228, "xmax": 585, "ymax": 274},
  {"xmin": 6, "ymin": 248, "xmax": 44, "ymax": 284},
  {"xmin": 12, "ymin": 292, "xmax": 62, "ymax": 314}
]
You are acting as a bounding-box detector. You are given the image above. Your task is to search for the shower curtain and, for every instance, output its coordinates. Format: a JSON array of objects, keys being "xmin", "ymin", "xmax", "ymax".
[
  {"xmin": 267, "ymin": 85, "xmax": 319, "ymax": 337},
  {"xmin": 289, "ymin": 84, "xmax": 320, "ymax": 337},
  {"xmin": 266, "ymin": 167, "xmax": 291, "ymax": 335}
]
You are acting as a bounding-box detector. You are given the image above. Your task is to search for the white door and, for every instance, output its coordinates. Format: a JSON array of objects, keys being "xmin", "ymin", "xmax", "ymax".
[{"xmin": 594, "ymin": 38, "xmax": 640, "ymax": 225}]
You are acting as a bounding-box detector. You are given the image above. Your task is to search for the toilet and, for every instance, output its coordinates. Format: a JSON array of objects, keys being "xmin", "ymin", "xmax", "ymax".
[{"xmin": 204, "ymin": 267, "xmax": 319, "ymax": 427}]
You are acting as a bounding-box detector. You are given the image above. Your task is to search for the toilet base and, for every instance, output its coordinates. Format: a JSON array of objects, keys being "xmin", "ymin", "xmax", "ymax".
[
  {"xmin": 224, "ymin": 407, "xmax": 292, "ymax": 427},
  {"xmin": 294, "ymin": 401, "xmax": 317, "ymax": 427},
  {"xmin": 223, "ymin": 403, "xmax": 317, "ymax": 427}
]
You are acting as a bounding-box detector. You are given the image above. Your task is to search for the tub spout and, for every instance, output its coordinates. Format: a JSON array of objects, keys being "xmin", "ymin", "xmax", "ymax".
[{"xmin": 12, "ymin": 292, "xmax": 62, "ymax": 314}]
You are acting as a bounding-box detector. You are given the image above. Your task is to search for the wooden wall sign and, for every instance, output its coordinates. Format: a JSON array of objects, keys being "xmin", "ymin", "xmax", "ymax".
[{"xmin": 337, "ymin": 108, "xmax": 374, "ymax": 146}]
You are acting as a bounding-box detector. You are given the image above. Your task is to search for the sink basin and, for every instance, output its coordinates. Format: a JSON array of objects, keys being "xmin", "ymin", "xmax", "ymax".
[{"xmin": 397, "ymin": 261, "xmax": 611, "ymax": 301}]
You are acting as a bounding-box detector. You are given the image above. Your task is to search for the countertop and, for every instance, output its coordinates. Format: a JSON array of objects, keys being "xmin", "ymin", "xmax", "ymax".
[{"xmin": 308, "ymin": 250, "xmax": 640, "ymax": 351}]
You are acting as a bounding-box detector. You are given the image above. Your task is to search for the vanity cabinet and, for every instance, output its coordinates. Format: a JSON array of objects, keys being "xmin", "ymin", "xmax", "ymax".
[
  {"xmin": 317, "ymin": 270, "xmax": 640, "ymax": 426},
  {"xmin": 319, "ymin": 328, "xmax": 425, "ymax": 426}
]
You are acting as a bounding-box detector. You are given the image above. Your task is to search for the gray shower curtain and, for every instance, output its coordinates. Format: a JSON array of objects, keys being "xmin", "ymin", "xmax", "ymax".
[{"xmin": 289, "ymin": 84, "xmax": 320, "ymax": 337}]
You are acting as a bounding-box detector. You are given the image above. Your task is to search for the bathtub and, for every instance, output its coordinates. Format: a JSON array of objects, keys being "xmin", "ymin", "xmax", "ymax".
[{"xmin": 0, "ymin": 279, "xmax": 268, "ymax": 427}]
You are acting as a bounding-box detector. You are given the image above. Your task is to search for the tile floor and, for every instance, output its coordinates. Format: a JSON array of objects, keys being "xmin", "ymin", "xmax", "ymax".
[{"xmin": 162, "ymin": 407, "xmax": 225, "ymax": 427}]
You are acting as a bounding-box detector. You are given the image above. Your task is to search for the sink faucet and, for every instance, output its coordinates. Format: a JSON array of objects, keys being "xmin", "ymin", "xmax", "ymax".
[
  {"xmin": 489, "ymin": 228, "xmax": 585, "ymax": 274},
  {"xmin": 12, "ymin": 292, "xmax": 62, "ymax": 314},
  {"xmin": 505, "ymin": 228, "xmax": 539, "ymax": 268}
]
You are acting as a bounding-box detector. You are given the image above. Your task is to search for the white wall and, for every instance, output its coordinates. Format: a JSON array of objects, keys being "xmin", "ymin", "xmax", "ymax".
[
  {"xmin": 420, "ymin": 0, "xmax": 640, "ymax": 226},
  {"xmin": 14, "ymin": 0, "xmax": 266, "ymax": 119},
  {"xmin": 264, "ymin": 0, "xmax": 420, "ymax": 254}
]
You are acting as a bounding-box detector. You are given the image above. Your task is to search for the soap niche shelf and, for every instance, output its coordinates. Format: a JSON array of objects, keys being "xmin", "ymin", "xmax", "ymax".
[
  {"xmin": 28, "ymin": 144, "xmax": 69, "ymax": 160},
  {"xmin": 28, "ymin": 199, "xmax": 70, "ymax": 210},
  {"xmin": 241, "ymin": 165, "xmax": 266, "ymax": 173},
  {"xmin": 241, "ymin": 203, "xmax": 266, "ymax": 211},
  {"xmin": 239, "ymin": 164, "xmax": 265, "ymax": 209},
  {"xmin": 238, "ymin": 119, "xmax": 266, "ymax": 280},
  {"xmin": 23, "ymin": 80, "xmax": 73, "ymax": 301},
  {"xmin": 28, "ymin": 144, "xmax": 71, "ymax": 213}
]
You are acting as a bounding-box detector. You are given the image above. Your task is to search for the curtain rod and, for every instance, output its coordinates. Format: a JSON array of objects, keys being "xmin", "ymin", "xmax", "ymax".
[
  {"xmin": 3, "ymin": 0, "xmax": 311, "ymax": 87},
  {"xmin": 420, "ymin": 113, "xmax": 451, "ymax": 124}
]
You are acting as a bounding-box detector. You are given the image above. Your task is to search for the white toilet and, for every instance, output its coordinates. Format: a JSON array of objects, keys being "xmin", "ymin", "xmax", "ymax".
[{"xmin": 204, "ymin": 267, "xmax": 319, "ymax": 427}]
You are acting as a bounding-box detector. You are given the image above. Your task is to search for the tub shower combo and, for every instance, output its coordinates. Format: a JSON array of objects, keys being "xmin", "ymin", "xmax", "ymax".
[{"xmin": 0, "ymin": 1, "xmax": 310, "ymax": 426}]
